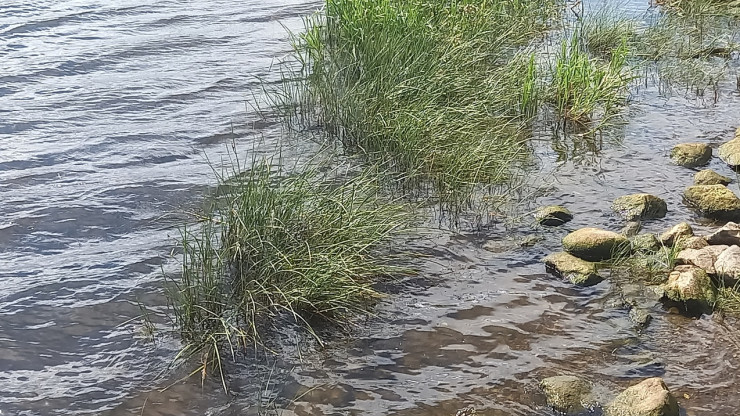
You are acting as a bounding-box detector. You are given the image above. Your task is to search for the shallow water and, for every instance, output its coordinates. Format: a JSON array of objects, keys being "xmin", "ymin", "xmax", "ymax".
[{"xmin": 3, "ymin": 0, "xmax": 740, "ymax": 415}]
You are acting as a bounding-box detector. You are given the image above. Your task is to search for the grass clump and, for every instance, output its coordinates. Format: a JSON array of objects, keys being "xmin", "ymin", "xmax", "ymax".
[
  {"xmin": 288, "ymin": 0, "xmax": 561, "ymax": 193},
  {"xmin": 546, "ymin": 30, "xmax": 633, "ymax": 124},
  {"xmin": 166, "ymin": 155, "xmax": 413, "ymax": 379},
  {"xmin": 580, "ymin": 11, "xmax": 636, "ymax": 58}
]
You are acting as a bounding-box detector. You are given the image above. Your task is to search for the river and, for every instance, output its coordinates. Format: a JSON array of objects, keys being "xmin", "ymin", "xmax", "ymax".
[{"xmin": 2, "ymin": 0, "xmax": 740, "ymax": 415}]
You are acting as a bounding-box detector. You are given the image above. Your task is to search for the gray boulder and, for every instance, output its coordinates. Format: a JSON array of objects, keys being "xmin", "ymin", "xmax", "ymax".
[
  {"xmin": 706, "ymin": 221, "xmax": 740, "ymax": 245},
  {"xmin": 540, "ymin": 375, "xmax": 597, "ymax": 414},
  {"xmin": 718, "ymin": 137, "xmax": 740, "ymax": 167},
  {"xmin": 535, "ymin": 205, "xmax": 573, "ymax": 226},
  {"xmin": 670, "ymin": 143, "xmax": 712, "ymax": 167},
  {"xmin": 714, "ymin": 245, "xmax": 740, "ymax": 284},
  {"xmin": 661, "ymin": 265, "xmax": 717, "ymax": 309},
  {"xmin": 543, "ymin": 252, "xmax": 603, "ymax": 286},
  {"xmin": 562, "ymin": 228, "xmax": 630, "ymax": 261},
  {"xmin": 675, "ymin": 245, "xmax": 728, "ymax": 274},
  {"xmin": 604, "ymin": 377, "xmax": 679, "ymax": 416},
  {"xmin": 683, "ymin": 185, "xmax": 740, "ymax": 220},
  {"xmin": 659, "ymin": 222, "xmax": 694, "ymax": 247},
  {"xmin": 612, "ymin": 194, "xmax": 668, "ymax": 221},
  {"xmin": 694, "ymin": 169, "xmax": 732, "ymax": 186}
]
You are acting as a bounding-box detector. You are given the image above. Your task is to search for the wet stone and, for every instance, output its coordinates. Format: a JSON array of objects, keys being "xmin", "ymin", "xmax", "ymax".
[
  {"xmin": 612, "ymin": 194, "xmax": 668, "ymax": 221},
  {"xmin": 540, "ymin": 375, "xmax": 597, "ymax": 414},
  {"xmin": 535, "ymin": 205, "xmax": 573, "ymax": 226},
  {"xmin": 661, "ymin": 265, "xmax": 717, "ymax": 312},
  {"xmin": 562, "ymin": 227, "xmax": 630, "ymax": 262},
  {"xmin": 629, "ymin": 307, "xmax": 653, "ymax": 329},
  {"xmin": 694, "ymin": 169, "xmax": 732, "ymax": 186},
  {"xmin": 659, "ymin": 222, "xmax": 694, "ymax": 247},
  {"xmin": 543, "ymin": 252, "xmax": 603, "ymax": 287},
  {"xmin": 684, "ymin": 185, "xmax": 740, "ymax": 220},
  {"xmin": 604, "ymin": 377, "xmax": 679, "ymax": 416},
  {"xmin": 706, "ymin": 221, "xmax": 740, "ymax": 245},
  {"xmin": 718, "ymin": 137, "xmax": 740, "ymax": 167},
  {"xmin": 670, "ymin": 143, "xmax": 712, "ymax": 167}
]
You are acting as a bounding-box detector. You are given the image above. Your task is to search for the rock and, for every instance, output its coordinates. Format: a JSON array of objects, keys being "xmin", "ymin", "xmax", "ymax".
[
  {"xmin": 670, "ymin": 143, "xmax": 712, "ymax": 167},
  {"xmin": 604, "ymin": 377, "xmax": 679, "ymax": 416},
  {"xmin": 661, "ymin": 265, "xmax": 717, "ymax": 309},
  {"xmin": 684, "ymin": 185, "xmax": 740, "ymax": 219},
  {"xmin": 632, "ymin": 233, "xmax": 661, "ymax": 253},
  {"xmin": 629, "ymin": 307, "xmax": 653, "ymax": 329},
  {"xmin": 706, "ymin": 221, "xmax": 740, "ymax": 245},
  {"xmin": 543, "ymin": 252, "xmax": 603, "ymax": 286},
  {"xmin": 694, "ymin": 169, "xmax": 732, "ymax": 186},
  {"xmin": 659, "ymin": 222, "xmax": 694, "ymax": 247},
  {"xmin": 540, "ymin": 375, "xmax": 597, "ymax": 414},
  {"xmin": 562, "ymin": 228, "xmax": 630, "ymax": 261},
  {"xmin": 675, "ymin": 245, "xmax": 728, "ymax": 274},
  {"xmin": 535, "ymin": 205, "xmax": 573, "ymax": 226},
  {"xmin": 714, "ymin": 245, "xmax": 740, "ymax": 284},
  {"xmin": 681, "ymin": 236, "xmax": 708, "ymax": 250},
  {"xmin": 612, "ymin": 194, "xmax": 668, "ymax": 221},
  {"xmin": 718, "ymin": 137, "xmax": 740, "ymax": 167}
]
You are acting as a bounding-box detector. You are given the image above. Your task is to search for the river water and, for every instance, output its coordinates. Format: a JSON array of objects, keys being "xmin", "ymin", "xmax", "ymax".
[{"xmin": 2, "ymin": 0, "xmax": 740, "ymax": 415}]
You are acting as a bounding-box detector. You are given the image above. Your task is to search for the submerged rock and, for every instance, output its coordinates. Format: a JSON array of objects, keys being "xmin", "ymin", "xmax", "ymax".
[
  {"xmin": 629, "ymin": 307, "xmax": 653, "ymax": 329},
  {"xmin": 612, "ymin": 194, "xmax": 668, "ymax": 221},
  {"xmin": 632, "ymin": 233, "xmax": 661, "ymax": 253},
  {"xmin": 661, "ymin": 265, "xmax": 717, "ymax": 310},
  {"xmin": 604, "ymin": 377, "xmax": 679, "ymax": 416},
  {"xmin": 675, "ymin": 245, "xmax": 728, "ymax": 274},
  {"xmin": 683, "ymin": 185, "xmax": 740, "ymax": 220},
  {"xmin": 659, "ymin": 222, "xmax": 694, "ymax": 247},
  {"xmin": 562, "ymin": 228, "xmax": 630, "ymax": 261},
  {"xmin": 714, "ymin": 245, "xmax": 740, "ymax": 284},
  {"xmin": 706, "ymin": 221, "xmax": 740, "ymax": 245},
  {"xmin": 718, "ymin": 137, "xmax": 740, "ymax": 167},
  {"xmin": 694, "ymin": 169, "xmax": 732, "ymax": 186},
  {"xmin": 543, "ymin": 252, "xmax": 603, "ymax": 286},
  {"xmin": 670, "ymin": 143, "xmax": 712, "ymax": 167},
  {"xmin": 540, "ymin": 375, "xmax": 597, "ymax": 414},
  {"xmin": 535, "ymin": 205, "xmax": 573, "ymax": 226}
]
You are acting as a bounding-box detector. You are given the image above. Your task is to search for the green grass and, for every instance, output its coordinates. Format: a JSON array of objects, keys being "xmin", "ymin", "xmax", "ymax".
[
  {"xmin": 546, "ymin": 30, "xmax": 633, "ymax": 124},
  {"xmin": 283, "ymin": 0, "xmax": 562, "ymax": 194},
  {"xmin": 580, "ymin": 10, "xmax": 636, "ymax": 58},
  {"xmin": 166, "ymin": 154, "xmax": 413, "ymax": 380}
]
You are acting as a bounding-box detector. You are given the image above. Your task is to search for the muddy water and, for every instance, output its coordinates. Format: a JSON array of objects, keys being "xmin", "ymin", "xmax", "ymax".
[{"xmin": 4, "ymin": 0, "xmax": 740, "ymax": 415}]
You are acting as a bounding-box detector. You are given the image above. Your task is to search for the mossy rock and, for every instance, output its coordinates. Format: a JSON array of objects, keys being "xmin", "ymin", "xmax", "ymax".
[
  {"xmin": 562, "ymin": 228, "xmax": 630, "ymax": 261},
  {"xmin": 604, "ymin": 378, "xmax": 679, "ymax": 416},
  {"xmin": 632, "ymin": 233, "xmax": 661, "ymax": 253},
  {"xmin": 612, "ymin": 194, "xmax": 667, "ymax": 221},
  {"xmin": 718, "ymin": 138, "xmax": 740, "ymax": 167},
  {"xmin": 670, "ymin": 143, "xmax": 712, "ymax": 168},
  {"xmin": 544, "ymin": 252, "xmax": 603, "ymax": 286},
  {"xmin": 661, "ymin": 265, "xmax": 717, "ymax": 309},
  {"xmin": 535, "ymin": 205, "xmax": 573, "ymax": 226},
  {"xmin": 694, "ymin": 169, "xmax": 731, "ymax": 186},
  {"xmin": 659, "ymin": 222, "xmax": 694, "ymax": 247},
  {"xmin": 540, "ymin": 375, "xmax": 597, "ymax": 414},
  {"xmin": 683, "ymin": 185, "xmax": 740, "ymax": 220}
]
